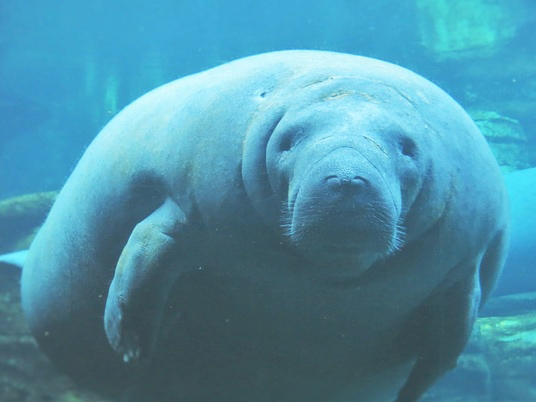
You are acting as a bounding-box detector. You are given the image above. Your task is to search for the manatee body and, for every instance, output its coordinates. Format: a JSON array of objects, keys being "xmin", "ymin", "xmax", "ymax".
[
  {"xmin": 493, "ymin": 167, "xmax": 536, "ymax": 297},
  {"xmin": 21, "ymin": 50, "xmax": 509, "ymax": 401}
]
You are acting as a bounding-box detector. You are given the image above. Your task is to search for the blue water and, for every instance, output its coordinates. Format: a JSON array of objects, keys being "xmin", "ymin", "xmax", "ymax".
[
  {"xmin": 2, "ymin": 1, "xmax": 535, "ymax": 198},
  {"xmin": 0, "ymin": 0, "xmax": 535, "ymax": 401},
  {"xmin": 3, "ymin": 0, "xmax": 520, "ymax": 198}
]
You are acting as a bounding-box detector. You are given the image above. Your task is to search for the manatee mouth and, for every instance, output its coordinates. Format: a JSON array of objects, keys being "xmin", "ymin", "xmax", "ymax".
[
  {"xmin": 283, "ymin": 202, "xmax": 402, "ymax": 248},
  {"xmin": 281, "ymin": 179, "xmax": 405, "ymax": 265}
]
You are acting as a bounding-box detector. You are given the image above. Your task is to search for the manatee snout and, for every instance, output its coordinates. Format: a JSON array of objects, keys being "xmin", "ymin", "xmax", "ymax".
[
  {"xmin": 286, "ymin": 147, "xmax": 402, "ymax": 267},
  {"xmin": 291, "ymin": 147, "xmax": 394, "ymax": 213}
]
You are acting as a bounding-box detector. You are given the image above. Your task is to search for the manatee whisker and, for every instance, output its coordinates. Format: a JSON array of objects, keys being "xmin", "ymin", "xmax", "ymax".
[
  {"xmin": 280, "ymin": 198, "xmax": 328, "ymax": 241},
  {"xmin": 389, "ymin": 221, "xmax": 407, "ymax": 254},
  {"xmin": 280, "ymin": 194, "xmax": 403, "ymax": 253}
]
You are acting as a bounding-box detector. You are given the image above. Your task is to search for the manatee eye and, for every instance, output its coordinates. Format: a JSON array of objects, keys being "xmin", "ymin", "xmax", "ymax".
[
  {"xmin": 279, "ymin": 134, "xmax": 293, "ymax": 152},
  {"xmin": 275, "ymin": 127, "xmax": 305, "ymax": 155},
  {"xmin": 400, "ymin": 137, "xmax": 417, "ymax": 158}
]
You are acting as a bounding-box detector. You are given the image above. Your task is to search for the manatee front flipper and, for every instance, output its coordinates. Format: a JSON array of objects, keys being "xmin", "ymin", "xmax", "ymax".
[
  {"xmin": 0, "ymin": 250, "xmax": 28, "ymax": 269},
  {"xmin": 104, "ymin": 197, "xmax": 187, "ymax": 363},
  {"xmin": 395, "ymin": 268, "xmax": 481, "ymax": 402}
]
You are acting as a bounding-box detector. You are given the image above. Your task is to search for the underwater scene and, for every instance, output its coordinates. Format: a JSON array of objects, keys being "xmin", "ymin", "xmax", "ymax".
[{"xmin": 0, "ymin": 0, "xmax": 535, "ymax": 401}]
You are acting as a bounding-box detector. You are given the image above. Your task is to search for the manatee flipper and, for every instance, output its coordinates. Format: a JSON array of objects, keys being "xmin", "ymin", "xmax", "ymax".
[
  {"xmin": 395, "ymin": 268, "xmax": 481, "ymax": 402},
  {"xmin": 478, "ymin": 229, "xmax": 509, "ymax": 303},
  {"xmin": 0, "ymin": 250, "xmax": 28, "ymax": 269},
  {"xmin": 104, "ymin": 197, "xmax": 187, "ymax": 363}
]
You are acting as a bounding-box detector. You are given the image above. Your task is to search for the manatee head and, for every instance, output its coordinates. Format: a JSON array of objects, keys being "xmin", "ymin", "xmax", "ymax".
[{"xmin": 243, "ymin": 76, "xmax": 431, "ymax": 275}]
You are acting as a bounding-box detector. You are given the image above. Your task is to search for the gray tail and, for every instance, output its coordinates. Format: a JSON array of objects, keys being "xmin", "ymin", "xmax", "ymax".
[{"xmin": 0, "ymin": 250, "xmax": 28, "ymax": 269}]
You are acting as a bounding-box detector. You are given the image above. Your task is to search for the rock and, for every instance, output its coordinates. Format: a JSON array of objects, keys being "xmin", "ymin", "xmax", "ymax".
[
  {"xmin": 425, "ymin": 313, "xmax": 536, "ymax": 401},
  {"xmin": 483, "ymin": 292, "xmax": 536, "ymax": 317},
  {"xmin": 0, "ymin": 262, "xmax": 108, "ymax": 401},
  {"xmin": 415, "ymin": 0, "xmax": 528, "ymax": 60},
  {"xmin": 469, "ymin": 110, "xmax": 530, "ymax": 172},
  {"xmin": 0, "ymin": 191, "xmax": 57, "ymax": 254},
  {"xmin": 479, "ymin": 314, "xmax": 536, "ymax": 400}
]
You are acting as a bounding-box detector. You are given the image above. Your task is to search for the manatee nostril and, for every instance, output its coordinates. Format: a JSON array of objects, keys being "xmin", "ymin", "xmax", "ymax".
[
  {"xmin": 325, "ymin": 175, "xmax": 367, "ymax": 192},
  {"xmin": 352, "ymin": 176, "xmax": 367, "ymax": 186},
  {"xmin": 326, "ymin": 175, "xmax": 338, "ymax": 182},
  {"xmin": 325, "ymin": 175, "xmax": 341, "ymax": 189}
]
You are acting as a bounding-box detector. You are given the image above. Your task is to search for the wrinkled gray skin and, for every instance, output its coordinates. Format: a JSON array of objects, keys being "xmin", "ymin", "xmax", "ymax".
[{"xmin": 21, "ymin": 50, "xmax": 509, "ymax": 402}]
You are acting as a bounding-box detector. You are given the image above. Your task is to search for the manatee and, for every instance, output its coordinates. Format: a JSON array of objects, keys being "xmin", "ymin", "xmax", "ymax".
[
  {"xmin": 481, "ymin": 167, "xmax": 536, "ymax": 317},
  {"xmin": 490, "ymin": 167, "xmax": 536, "ymax": 296},
  {"xmin": 20, "ymin": 50, "xmax": 509, "ymax": 401}
]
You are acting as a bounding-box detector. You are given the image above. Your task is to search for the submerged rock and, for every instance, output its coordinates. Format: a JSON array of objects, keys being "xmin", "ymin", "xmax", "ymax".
[
  {"xmin": 0, "ymin": 191, "xmax": 57, "ymax": 254},
  {"xmin": 483, "ymin": 292, "xmax": 536, "ymax": 317},
  {"xmin": 479, "ymin": 314, "xmax": 536, "ymax": 400},
  {"xmin": 415, "ymin": 0, "xmax": 528, "ymax": 60},
  {"xmin": 425, "ymin": 313, "xmax": 536, "ymax": 401},
  {"xmin": 469, "ymin": 110, "xmax": 530, "ymax": 172},
  {"xmin": 0, "ymin": 263, "xmax": 108, "ymax": 401}
]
